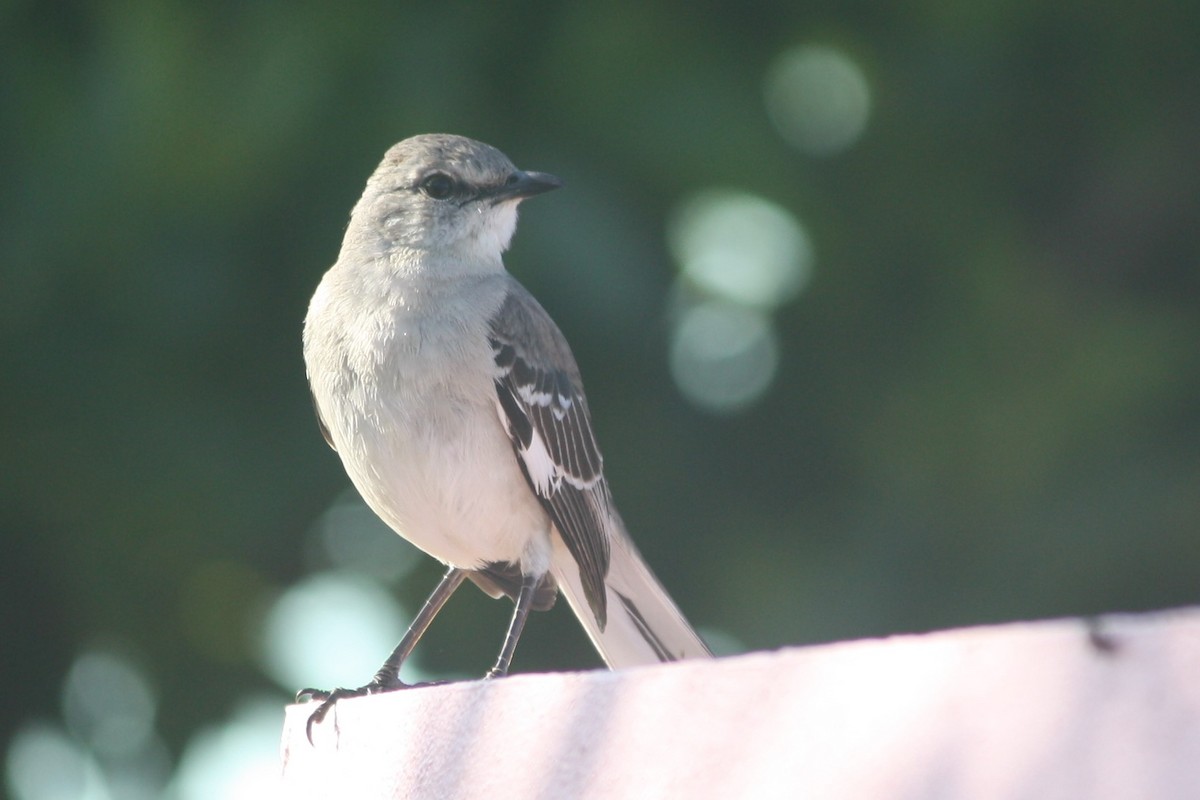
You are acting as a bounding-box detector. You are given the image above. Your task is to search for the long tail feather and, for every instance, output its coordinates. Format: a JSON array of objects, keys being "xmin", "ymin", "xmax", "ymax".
[{"xmin": 551, "ymin": 525, "xmax": 711, "ymax": 668}]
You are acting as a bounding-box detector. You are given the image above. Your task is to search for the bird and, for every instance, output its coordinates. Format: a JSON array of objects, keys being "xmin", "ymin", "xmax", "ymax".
[{"xmin": 299, "ymin": 134, "xmax": 711, "ymax": 728}]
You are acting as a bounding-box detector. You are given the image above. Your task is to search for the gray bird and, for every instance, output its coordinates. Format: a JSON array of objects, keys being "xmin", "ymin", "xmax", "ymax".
[{"xmin": 301, "ymin": 134, "xmax": 711, "ymax": 725}]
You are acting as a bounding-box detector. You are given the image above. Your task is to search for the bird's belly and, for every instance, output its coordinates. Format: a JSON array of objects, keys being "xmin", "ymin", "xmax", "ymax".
[{"xmin": 343, "ymin": 392, "xmax": 549, "ymax": 570}]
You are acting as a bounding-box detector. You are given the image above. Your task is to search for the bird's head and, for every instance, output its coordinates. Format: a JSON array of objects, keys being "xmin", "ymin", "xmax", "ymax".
[{"xmin": 349, "ymin": 134, "xmax": 562, "ymax": 266}]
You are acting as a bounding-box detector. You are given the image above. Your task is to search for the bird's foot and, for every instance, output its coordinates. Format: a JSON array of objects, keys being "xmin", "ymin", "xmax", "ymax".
[{"xmin": 297, "ymin": 678, "xmax": 409, "ymax": 743}]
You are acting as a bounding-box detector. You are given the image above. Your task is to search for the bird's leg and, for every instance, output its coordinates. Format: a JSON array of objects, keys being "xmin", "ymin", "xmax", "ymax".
[
  {"xmin": 485, "ymin": 572, "xmax": 539, "ymax": 679},
  {"xmin": 299, "ymin": 566, "xmax": 468, "ymax": 741}
]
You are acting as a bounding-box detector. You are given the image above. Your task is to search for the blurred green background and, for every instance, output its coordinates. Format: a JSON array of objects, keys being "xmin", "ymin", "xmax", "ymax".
[{"xmin": 3, "ymin": 0, "xmax": 1197, "ymax": 796}]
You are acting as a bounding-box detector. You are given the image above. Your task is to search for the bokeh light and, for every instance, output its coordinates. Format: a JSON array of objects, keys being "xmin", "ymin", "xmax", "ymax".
[
  {"xmin": 765, "ymin": 44, "xmax": 872, "ymax": 156},
  {"xmin": 667, "ymin": 190, "xmax": 813, "ymax": 309},
  {"xmin": 698, "ymin": 626, "xmax": 748, "ymax": 657},
  {"xmin": 669, "ymin": 300, "xmax": 780, "ymax": 414},
  {"xmin": 310, "ymin": 489, "xmax": 423, "ymax": 581},
  {"xmin": 6, "ymin": 722, "xmax": 110, "ymax": 800},
  {"xmin": 666, "ymin": 188, "xmax": 810, "ymax": 413},
  {"xmin": 61, "ymin": 650, "xmax": 156, "ymax": 759},
  {"xmin": 167, "ymin": 698, "xmax": 285, "ymax": 800},
  {"xmin": 258, "ymin": 571, "xmax": 407, "ymax": 692}
]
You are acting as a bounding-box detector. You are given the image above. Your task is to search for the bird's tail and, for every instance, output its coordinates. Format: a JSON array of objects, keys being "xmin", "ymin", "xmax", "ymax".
[{"xmin": 550, "ymin": 523, "xmax": 712, "ymax": 668}]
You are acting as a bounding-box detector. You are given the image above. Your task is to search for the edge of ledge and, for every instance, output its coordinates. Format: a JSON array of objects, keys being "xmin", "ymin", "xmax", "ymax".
[{"xmin": 281, "ymin": 606, "xmax": 1200, "ymax": 800}]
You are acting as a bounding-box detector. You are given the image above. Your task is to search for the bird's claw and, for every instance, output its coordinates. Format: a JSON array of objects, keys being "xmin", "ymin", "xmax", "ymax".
[
  {"xmin": 295, "ymin": 686, "xmax": 333, "ymax": 703},
  {"xmin": 298, "ymin": 680, "xmax": 408, "ymax": 744}
]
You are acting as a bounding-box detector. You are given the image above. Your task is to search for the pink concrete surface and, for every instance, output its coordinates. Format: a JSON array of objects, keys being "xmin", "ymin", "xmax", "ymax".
[{"xmin": 281, "ymin": 607, "xmax": 1200, "ymax": 799}]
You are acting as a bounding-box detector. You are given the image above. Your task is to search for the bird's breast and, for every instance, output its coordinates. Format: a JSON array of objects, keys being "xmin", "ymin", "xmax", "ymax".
[{"xmin": 304, "ymin": 272, "xmax": 545, "ymax": 568}]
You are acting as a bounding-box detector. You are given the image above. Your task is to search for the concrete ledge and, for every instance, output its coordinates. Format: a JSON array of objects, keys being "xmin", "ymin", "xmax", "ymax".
[{"xmin": 281, "ymin": 607, "xmax": 1200, "ymax": 799}]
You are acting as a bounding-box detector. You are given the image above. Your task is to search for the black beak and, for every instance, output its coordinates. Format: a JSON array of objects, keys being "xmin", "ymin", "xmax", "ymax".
[{"xmin": 491, "ymin": 170, "xmax": 564, "ymax": 203}]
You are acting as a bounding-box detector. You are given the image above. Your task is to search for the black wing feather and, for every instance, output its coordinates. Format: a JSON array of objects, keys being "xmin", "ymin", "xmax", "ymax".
[{"xmin": 488, "ymin": 286, "xmax": 612, "ymax": 628}]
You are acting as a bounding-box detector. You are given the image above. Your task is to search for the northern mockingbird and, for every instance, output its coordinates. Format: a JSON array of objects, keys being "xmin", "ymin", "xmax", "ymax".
[{"xmin": 300, "ymin": 134, "xmax": 711, "ymax": 726}]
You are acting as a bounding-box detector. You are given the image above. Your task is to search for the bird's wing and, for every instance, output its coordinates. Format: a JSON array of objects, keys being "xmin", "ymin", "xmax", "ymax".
[
  {"xmin": 488, "ymin": 279, "xmax": 612, "ymax": 627},
  {"xmin": 310, "ymin": 390, "xmax": 336, "ymax": 450}
]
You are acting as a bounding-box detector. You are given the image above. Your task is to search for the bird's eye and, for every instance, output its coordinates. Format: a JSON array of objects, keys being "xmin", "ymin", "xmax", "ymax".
[{"xmin": 418, "ymin": 172, "xmax": 456, "ymax": 200}]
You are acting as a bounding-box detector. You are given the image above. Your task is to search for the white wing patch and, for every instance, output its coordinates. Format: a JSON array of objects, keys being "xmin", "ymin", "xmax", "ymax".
[
  {"xmin": 517, "ymin": 385, "xmax": 553, "ymax": 407},
  {"xmin": 493, "ymin": 397, "xmax": 593, "ymax": 495},
  {"xmin": 518, "ymin": 408, "xmax": 557, "ymax": 493}
]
